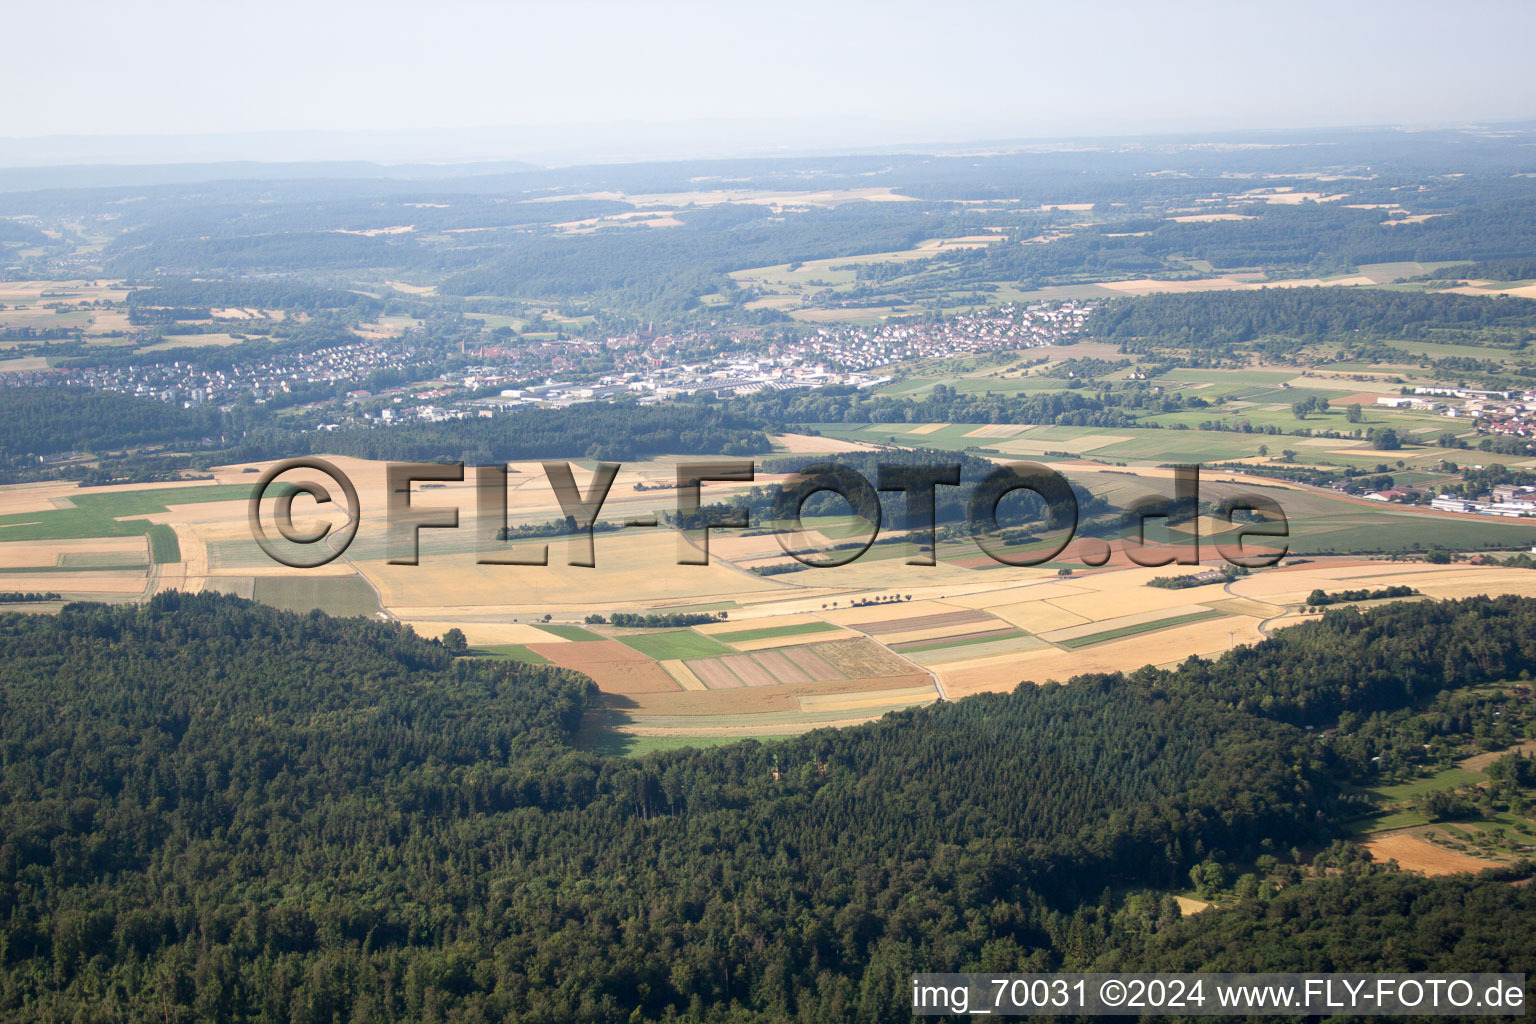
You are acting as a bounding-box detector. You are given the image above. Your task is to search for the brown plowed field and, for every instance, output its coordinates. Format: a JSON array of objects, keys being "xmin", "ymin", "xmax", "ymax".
[
  {"xmin": 720, "ymin": 653, "xmax": 777, "ymax": 687},
  {"xmin": 530, "ymin": 640, "xmax": 680, "ymax": 695},
  {"xmin": 688, "ymin": 658, "xmax": 745, "ymax": 690},
  {"xmin": 753, "ymin": 649, "xmax": 812, "ymax": 685},
  {"xmin": 780, "ymin": 645, "xmax": 846, "ymax": 680},
  {"xmin": 1363, "ymin": 833, "xmax": 1497, "ymax": 876}
]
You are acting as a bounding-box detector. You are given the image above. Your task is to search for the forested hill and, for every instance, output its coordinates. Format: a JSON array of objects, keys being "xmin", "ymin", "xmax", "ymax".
[
  {"xmin": 1098, "ymin": 868, "xmax": 1536, "ymax": 974},
  {"xmin": 0, "ymin": 389, "xmax": 228, "ymax": 461},
  {"xmin": 1089, "ymin": 287, "xmax": 1536, "ymax": 356},
  {"xmin": 0, "ymin": 593, "xmax": 1532, "ymax": 1021},
  {"xmin": 240, "ymin": 400, "xmax": 773, "ymax": 464},
  {"xmin": 0, "ymin": 391, "xmax": 773, "ymax": 484}
]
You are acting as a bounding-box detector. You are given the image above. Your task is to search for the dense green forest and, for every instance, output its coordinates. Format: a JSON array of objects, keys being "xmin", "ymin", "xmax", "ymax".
[
  {"xmin": 0, "ymin": 593, "xmax": 1531, "ymax": 1022},
  {"xmin": 1098, "ymin": 868, "xmax": 1535, "ymax": 973},
  {"xmin": 126, "ymin": 279, "xmax": 383, "ymax": 315},
  {"xmin": 1418, "ymin": 257, "xmax": 1536, "ymax": 282},
  {"xmin": 735, "ymin": 384, "xmax": 1141, "ymax": 429},
  {"xmin": 7, "ymin": 129, "xmax": 1532, "ymax": 322},
  {"xmin": 0, "ymin": 390, "xmax": 227, "ymax": 468},
  {"xmin": 237, "ymin": 402, "xmax": 774, "ymax": 465},
  {"xmin": 1089, "ymin": 288, "xmax": 1536, "ymax": 356},
  {"xmin": 0, "ymin": 392, "xmax": 774, "ymax": 484},
  {"xmin": 867, "ymin": 198, "xmax": 1536, "ymax": 294},
  {"xmin": 440, "ymin": 205, "xmax": 969, "ymax": 299}
]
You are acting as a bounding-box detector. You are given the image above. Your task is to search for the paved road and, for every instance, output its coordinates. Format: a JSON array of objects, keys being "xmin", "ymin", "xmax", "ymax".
[{"xmin": 1222, "ymin": 576, "xmax": 1290, "ymax": 637}]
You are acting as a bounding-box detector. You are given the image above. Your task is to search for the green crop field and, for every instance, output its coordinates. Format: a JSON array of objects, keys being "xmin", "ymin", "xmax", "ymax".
[
  {"xmin": 894, "ymin": 628, "xmax": 1030, "ymax": 654},
  {"xmin": 0, "ymin": 563, "xmax": 147, "ymax": 575},
  {"xmin": 1055, "ymin": 609, "xmax": 1227, "ymax": 649},
  {"xmin": 615, "ymin": 629, "xmax": 734, "ymax": 660},
  {"xmin": 468, "ymin": 644, "xmax": 551, "ymax": 665},
  {"xmin": 534, "ymin": 623, "xmax": 603, "ymax": 642},
  {"xmin": 0, "ymin": 484, "xmax": 250, "ymax": 543},
  {"xmin": 1346, "ymin": 762, "xmax": 1494, "ymax": 833},
  {"xmin": 147, "ymin": 524, "xmax": 180, "ymax": 563},
  {"xmin": 587, "ymin": 731, "xmax": 784, "ymax": 758},
  {"xmin": 1367, "ymin": 766, "xmax": 1488, "ymax": 804},
  {"xmin": 1287, "ymin": 512, "xmax": 1535, "ymax": 554},
  {"xmin": 713, "ymin": 621, "xmax": 841, "ymax": 643}
]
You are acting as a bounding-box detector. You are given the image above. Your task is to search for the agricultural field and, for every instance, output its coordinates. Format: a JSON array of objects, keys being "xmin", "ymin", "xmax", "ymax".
[
  {"xmin": 1351, "ymin": 737, "xmax": 1536, "ymax": 874},
  {"xmin": 10, "ymin": 454, "xmax": 1536, "ymax": 745},
  {"xmin": 1361, "ymin": 832, "xmax": 1496, "ymax": 876},
  {"xmin": 0, "ymin": 280, "xmax": 133, "ymax": 340}
]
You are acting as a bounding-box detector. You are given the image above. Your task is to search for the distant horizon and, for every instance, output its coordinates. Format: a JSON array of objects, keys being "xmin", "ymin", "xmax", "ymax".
[
  {"xmin": 6, "ymin": 0, "xmax": 1534, "ymax": 169},
  {"xmin": 1, "ymin": 116, "xmax": 1534, "ymax": 173}
]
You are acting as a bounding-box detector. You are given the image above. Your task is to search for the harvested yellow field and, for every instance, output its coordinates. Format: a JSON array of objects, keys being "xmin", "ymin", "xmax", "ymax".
[
  {"xmin": 796, "ymin": 686, "xmax": 938, "ymax": 713},
  {"xmin": 1038, "ymin": 604, "xmax": 1214, "ymax": 644},
  {"xmin": 153, "ymin": 560, "xmax": 189, "ymax": 594},
  {"xmin": 1095, "ymin": 274, "xmax": 1373, "ymax": 296},
  {"xmin": 1045, "ymin": 574, "xmax": 1234, "ymax": 619},
  {"xmin": 139, "ymin": 334, "xmax": 245, "ymax": 352},
  {"xmin": 546, "ymin": 186, "xmax": 915, "ymax": 210},
  {"xmin": 1202, "ymin": 597, "xmax": 1280, "ymax": 618},
  {"xmin": 0, "ymin": 356, "xmax": 48, "ymax": 372},
  {"xmin": 357, "ymin": 531, "xmax": 768, "ymax": 613},
  {"xmin": 557, "ymin": 211, "xmax": 684, "ymax": 232},
  {"xmin": 728, "ymin": 629, "xmax": 854, "ymax": 652},
  {"xmin": 939, "ymin": 613, "xmax": 1259, "ymax": 696},
  {"xmin": 398, "ymin": 621, "xmax": 565, "ymax": 646},
  {"xmin": 334, "ymin": 225, "xmax": 413, "ymax": 236},
  {"xmin": 659, "ymin": 659, "xmax": 708, "ymax": 691},
  {"xmin": 0, "ymin": 536, "xmax": 147, "ymax": 568},
  {"xmin": 798, "ymin": 684, "xmax": 936, "ymax": 710},
  {"xmin": 1227, "ymin": 563, "xmax": 1536, "ymax": 606},
  {"xmin": 823, "ymin": 600, "xmax": 959, "ymax": 627},
  {"xmin": 707, "ymin": 532, "xmax": 834, "ymax": 564},
  {"xmin": 963, "ymin": 424, "xmax": 1031, "ymax": 439},
  {"xmin": 0, "ymin": 478, "xmax": 208, "ymax": 517},
  {"xmin": 0, "ymin": 572, "xmax": 149, "ymax": 596},
  {"xmin": 1460, "ymin": 740, "xmax": 1536, "ymax": 773},
  {"xmin": 1169, "ymin": 213, "xmax": 1256, "ymax": 223},
  {"xmin": 774, "ymin": 557, "xmax": 985, "ymax": 592},
  {"xmin": 1408, "ymin": 575, "xmax": 1536, "ymax": 601},
  {"xmin": 696, "ymin": 612, "xmax": 821, "ymax": 635},
  {"xmin": 906, "ymin": 423, "xmax": 950, "ymax": 435},
  {"xmin": 874, "ymin": 617, "xmax": 1012, "ymax": 645},
  {"xmin": 0, "ymin": 280, "xmax": 130, "ymax": 305},
  {"xmin": 940, "ymin": 578, "xmax": 1094, "ymax": 608},
  {"xmin": 996, "ymin": 435, "xmax": 1137, "ymax": 456},
  {"xmin": 1363, "ymin": 833, "xmax": 1495, "ymax": 876},
  {"xmin": 772, "ymin": 432, "xmax": 878, "ymax": 454},
  {"xmin": 986, "ymin": 599, "xmax": 1092, "ymax": 632}
]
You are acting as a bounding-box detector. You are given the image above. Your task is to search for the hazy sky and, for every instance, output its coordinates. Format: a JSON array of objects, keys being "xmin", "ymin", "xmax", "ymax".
[{"xmin": 4, "ymin": 0, "xmax": 1535, "ymax": 163}]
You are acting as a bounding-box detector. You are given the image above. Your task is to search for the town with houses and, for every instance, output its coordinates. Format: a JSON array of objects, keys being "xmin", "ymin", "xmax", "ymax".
[
  {"xmin": 9, "ymin": 298, "xmax": 1536, "ymax": 523},
  {"xmin": 0, "ymin": 302, "xmax": 1093, "ymax": 428}
]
